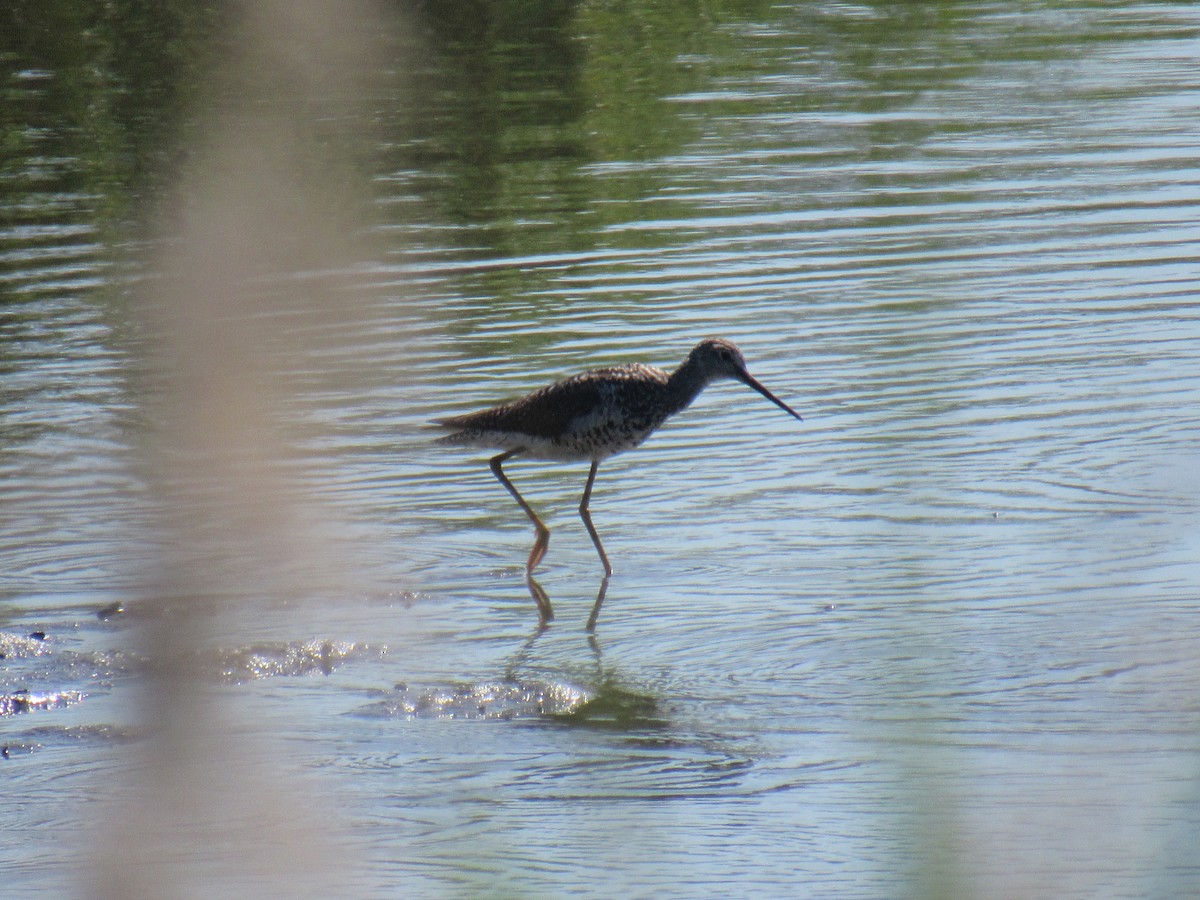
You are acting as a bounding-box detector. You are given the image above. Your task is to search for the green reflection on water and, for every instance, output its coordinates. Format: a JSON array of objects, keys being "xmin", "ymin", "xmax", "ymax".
[
  {"xmin": 6, "ymin": 0, "xmax": 1133, "ymax": 250},
  {"xmin": 550, "ymin": 678, "xmax": 664, "ymax": 729}
]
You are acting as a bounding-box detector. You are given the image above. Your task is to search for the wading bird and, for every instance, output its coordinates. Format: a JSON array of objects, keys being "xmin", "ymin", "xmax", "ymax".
[{"xmin": 435, "ymin": 338, "xmax": 803, "ymax": 612}]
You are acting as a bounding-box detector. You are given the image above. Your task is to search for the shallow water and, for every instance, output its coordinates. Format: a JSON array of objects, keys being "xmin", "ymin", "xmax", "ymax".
[{"xmin": 3, "ymin": 2, "xmax": 1200, "ymax": 896}]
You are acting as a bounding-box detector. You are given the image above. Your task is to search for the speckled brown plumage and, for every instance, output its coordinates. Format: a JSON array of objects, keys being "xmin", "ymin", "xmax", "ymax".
[{"xmin": 436, "ymin": 362, "xmax": 684, "ymax": 460}]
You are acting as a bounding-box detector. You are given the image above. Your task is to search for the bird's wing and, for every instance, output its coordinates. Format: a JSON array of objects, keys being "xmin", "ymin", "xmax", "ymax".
[{"xmin": 436, "ymin": 374, "xmax": 607, "ymax": 440}]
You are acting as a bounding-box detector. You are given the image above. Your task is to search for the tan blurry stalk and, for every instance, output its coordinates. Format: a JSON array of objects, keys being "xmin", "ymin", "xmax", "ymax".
[{"xmin": 91, "ymin": 2, "xmax": 391, "ymax": 896}]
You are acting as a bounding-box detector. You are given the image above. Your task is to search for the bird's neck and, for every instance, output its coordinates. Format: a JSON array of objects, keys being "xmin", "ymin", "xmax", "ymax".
[{"xmin": 665, "ymin": 355, "xmax": 711, "ymax": 415}]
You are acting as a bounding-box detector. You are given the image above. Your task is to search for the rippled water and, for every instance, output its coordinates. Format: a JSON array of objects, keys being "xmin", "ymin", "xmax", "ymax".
[{"xmin": 4, "ymin": 3, "xmax": 1200, "ymax": 896}]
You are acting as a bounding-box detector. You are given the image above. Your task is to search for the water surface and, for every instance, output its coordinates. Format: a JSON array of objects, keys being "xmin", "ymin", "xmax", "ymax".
[{"xmin": 3, "ymin": 3, "xmax": 1200, "ymax": 896}]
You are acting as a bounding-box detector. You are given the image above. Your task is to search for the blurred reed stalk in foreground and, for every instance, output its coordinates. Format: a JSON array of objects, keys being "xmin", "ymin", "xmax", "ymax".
[{"xmin": 91, "ymin": 2, "xmax": 392, "ymax": 896}]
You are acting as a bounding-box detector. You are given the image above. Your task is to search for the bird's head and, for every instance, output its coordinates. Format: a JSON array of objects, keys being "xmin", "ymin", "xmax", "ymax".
[{"xmin": 689, "ymin": 338, "xmax": 802, "ymax": 421}]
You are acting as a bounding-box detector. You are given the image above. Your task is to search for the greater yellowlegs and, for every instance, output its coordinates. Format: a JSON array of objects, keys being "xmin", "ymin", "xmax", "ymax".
[{"xmin": 435, "ymin": 338, "xmax": 803, "ymax": 596}]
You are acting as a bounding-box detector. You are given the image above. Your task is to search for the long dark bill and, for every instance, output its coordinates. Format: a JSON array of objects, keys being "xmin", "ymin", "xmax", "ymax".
[{"xmin": 737, "ymin": 371, "xmax": 803, "ymax": 421}]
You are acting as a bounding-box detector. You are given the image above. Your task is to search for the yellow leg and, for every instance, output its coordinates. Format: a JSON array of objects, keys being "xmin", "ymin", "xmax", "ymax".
[
  {"xmin": 579, "ymin": 460, "xmax": 613, "ymax": 577},
  {"xmin": 489, "ymin": 450, "xmax": 551, "ymax": 575}
]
